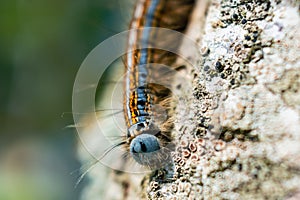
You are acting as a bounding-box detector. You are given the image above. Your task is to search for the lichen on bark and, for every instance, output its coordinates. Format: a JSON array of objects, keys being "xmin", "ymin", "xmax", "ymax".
[
  {"xmin": 78, "ymin": 0, "xmax": 300, "ymax": 199},
  {"xmin": 146, "ymin": 0, "xmax": 300, "ymax": 199}
]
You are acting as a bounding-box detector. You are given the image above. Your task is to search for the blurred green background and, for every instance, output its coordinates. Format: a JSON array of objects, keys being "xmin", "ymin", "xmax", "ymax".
[{"xmin": 0, "ymin": 0, "xmax": 131, "ymax": 199}]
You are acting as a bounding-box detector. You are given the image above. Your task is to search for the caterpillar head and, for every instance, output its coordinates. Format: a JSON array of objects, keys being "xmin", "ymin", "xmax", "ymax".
[
  {"xmin": 127, "ymin": 122, "xmax": 173, "ymax": 169},
  {"xmin": 129, "ymin": 133, "xmax": 175, "ymax": 171},
  {"xmin": 130, "ymin": 133, "xmax": 161, "ymax": 166}
]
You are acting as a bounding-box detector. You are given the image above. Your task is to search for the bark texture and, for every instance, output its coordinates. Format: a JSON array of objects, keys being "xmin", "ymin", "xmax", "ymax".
[{"xmin": 78, "ymin": 0, "xmax": 300, "ymax": 199}]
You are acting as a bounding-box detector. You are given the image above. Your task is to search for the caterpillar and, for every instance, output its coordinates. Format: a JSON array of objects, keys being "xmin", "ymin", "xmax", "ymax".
[
  {"xmin": 122, "ymin": 0, "xmax": 195, "ymax": 169},
  {"xmin": 72, "ymin": 0, "xmax": 198, "ymax": 187}
]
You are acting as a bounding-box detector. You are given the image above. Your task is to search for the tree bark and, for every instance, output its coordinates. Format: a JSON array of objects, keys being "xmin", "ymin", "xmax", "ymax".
[{"xmin": 78, "ymin": 0, "xmax": 300, "ymax": 199}]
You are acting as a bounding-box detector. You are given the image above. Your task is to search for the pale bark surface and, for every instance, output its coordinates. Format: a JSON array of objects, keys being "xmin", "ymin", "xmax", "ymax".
[{"xmin": 78, "ymin": 0, "xmax": 300, "ymax": 199}]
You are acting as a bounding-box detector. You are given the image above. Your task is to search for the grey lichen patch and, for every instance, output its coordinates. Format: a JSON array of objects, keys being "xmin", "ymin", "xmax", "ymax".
[
  {"xmin": 146, "ymin": 0, "xmax": 300, "ymax": 199},
  {"xmin": 266, "ymin": 69, "xmax": 300, "ymax": 111},
  {"xmin": 219, "ymin": 128, "xmax": 258, "ymax": 142},
  {"xmin": 236, "ymin": 157, "xmax": 294, "ymax": 200},
  {"xmin": 220, "ymin": 0, "xmax": 273, "ymax": 26}
]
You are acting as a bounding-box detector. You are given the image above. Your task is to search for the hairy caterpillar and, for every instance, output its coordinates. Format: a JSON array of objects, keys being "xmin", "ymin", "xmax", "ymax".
[
  {"xmin": 122, "ymin": 0, "xmax": 195, "ymax": 169},
  {"xmin": 73, "ymin": 0, "xmax": 197, "ymax": 182}
]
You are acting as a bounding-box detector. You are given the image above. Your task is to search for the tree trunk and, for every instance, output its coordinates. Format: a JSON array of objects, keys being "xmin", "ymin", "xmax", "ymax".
[{"xmin": 78, "ymin": 0, "xmax": 300, "ymax": 199}]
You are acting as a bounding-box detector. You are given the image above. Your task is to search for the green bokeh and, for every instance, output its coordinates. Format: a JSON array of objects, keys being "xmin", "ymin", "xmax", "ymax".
[{"xmin": 0, "ymin": 0, "xmax": 129, "ymax": 199}]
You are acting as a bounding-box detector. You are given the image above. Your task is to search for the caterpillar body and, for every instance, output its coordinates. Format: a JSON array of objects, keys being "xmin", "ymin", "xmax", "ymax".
[
  {"xmin": 73, "ymin": 0, "xmax": 198, "ymax": 188},
  {"xmin": 123, "ymin": 0, "xmax": 195, "ymax": 168}
]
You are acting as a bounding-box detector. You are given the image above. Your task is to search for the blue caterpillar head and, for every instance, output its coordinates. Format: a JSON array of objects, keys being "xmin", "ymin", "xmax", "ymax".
[{"xmin": 130, "ymin": 134, "xmax": 161, "ymax": 166}]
